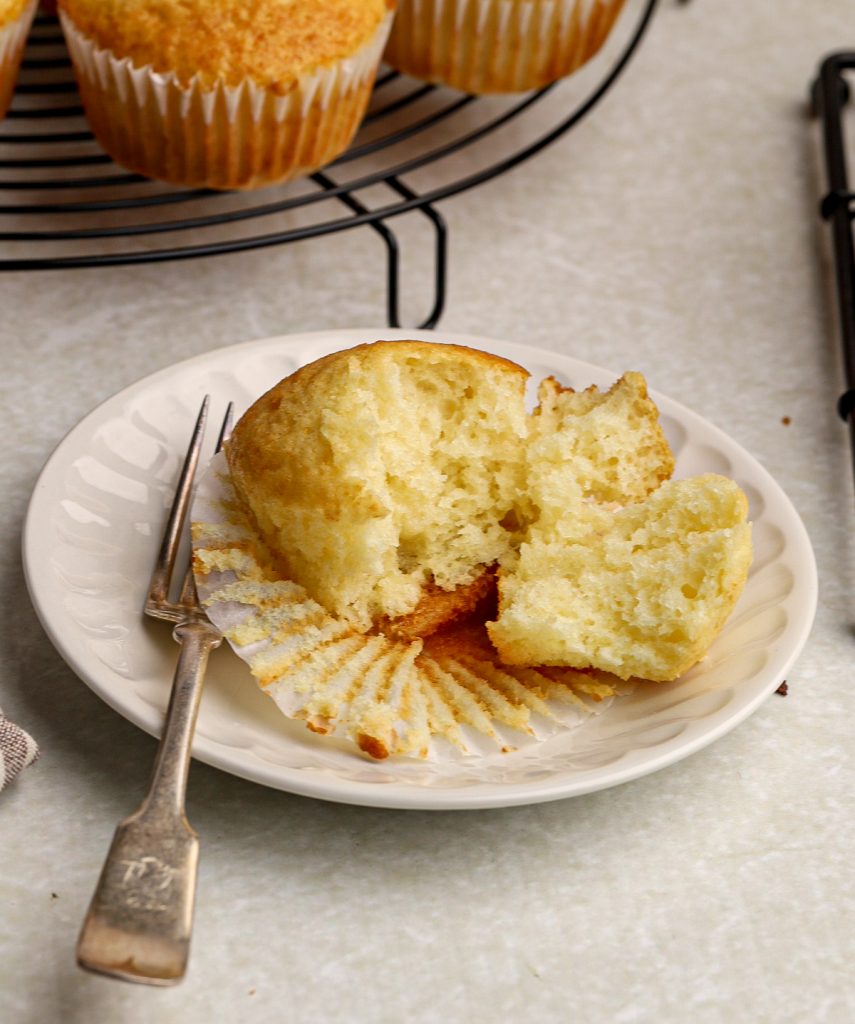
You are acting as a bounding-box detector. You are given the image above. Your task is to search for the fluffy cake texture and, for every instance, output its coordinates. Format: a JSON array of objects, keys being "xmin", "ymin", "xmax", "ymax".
[
  {"xmin": 489, "ymin": 373, "xmax": 750, "ymax": 680},
  {"xmin": 517, "ymin": 372, "xmax": 675, "ymax": 538},
  {"xmin": 488, "ymin": 475, "xmax": 752, "ymax": 681},
  {"xmin": 224, "ymin": 340, "xmax": 752, "ymax": 689},
  {"xmin": 58, "ymin": 0, "xmax": 392, "ymax": 91},
  {"xmin": 225, "ymin": 341, "xmax": 529, "ymax": 632}
]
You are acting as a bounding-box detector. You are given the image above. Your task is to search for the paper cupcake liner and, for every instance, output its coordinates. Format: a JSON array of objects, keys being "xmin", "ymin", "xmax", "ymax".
[
  {"xmin": 192, "ymin": 451, "xmax": 627, "ymax": 761},
  {"xmin": 0, "ymin": 2, "xmax": 37, "ymax": 119},
  {"xmin": 384, "ymin": 0, "xmax": 627, "ymax": 93},
  {"xmin": 59, "ymin": 11, "xmax": 394, "ymax": 189}
]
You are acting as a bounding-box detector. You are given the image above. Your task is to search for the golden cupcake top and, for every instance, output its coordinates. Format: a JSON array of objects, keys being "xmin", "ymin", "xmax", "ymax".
[
  {"xmin": 0, "ymin": 0, "xmax": 33, "ymax": 28},
  {"xmin": 58, "ymin": 0, "xmax": 394, "ymax": 91}
]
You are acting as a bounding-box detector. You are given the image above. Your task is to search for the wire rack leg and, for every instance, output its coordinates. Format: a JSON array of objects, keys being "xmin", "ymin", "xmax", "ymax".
[
  {"xmin": 311, "ymin": 171, "xmax": 446, "ymax": 329},
  {"xmin": 812, "ymin": 53, "xmax": 855, "ymax": 502}
]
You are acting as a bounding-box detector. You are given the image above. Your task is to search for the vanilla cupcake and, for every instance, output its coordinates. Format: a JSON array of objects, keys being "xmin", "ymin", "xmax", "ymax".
[
  {"xmin": 224, "ymin": 340, "xmax": 530, "ymax": 632},
  {"xmin": 194, "ymin": 344, "xmax": 752, "ymax": 759},
  {"xmin": 385, "ymin": 0, "xmax": 627, "ymax": 94},
  {"xmin": 0, "ymin": 0, "xmax": 37, "ymax": 120},
  {"xmin": 58, "ymin": 0, "xmax": 395, "ymax": 189}
]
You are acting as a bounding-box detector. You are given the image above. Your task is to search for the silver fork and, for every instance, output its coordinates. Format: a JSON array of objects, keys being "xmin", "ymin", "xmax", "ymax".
[{"xmin": 76, "ymin": 397, "xmax": 232, "ymax": 986}]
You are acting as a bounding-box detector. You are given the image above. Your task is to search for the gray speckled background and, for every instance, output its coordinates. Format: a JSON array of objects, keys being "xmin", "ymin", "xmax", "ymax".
[{"xmin": 2, "ymin": 1, "xmax": 853, "ymax": 1021}]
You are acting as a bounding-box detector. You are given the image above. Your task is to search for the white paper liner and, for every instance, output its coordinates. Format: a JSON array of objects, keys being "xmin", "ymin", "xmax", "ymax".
[
  {"xmin": 0, "ymin": 1, "xmax": 37, "ymax": 118},
  {"xmin": 191, "ymin": 451, "xmax": 627, "ymax": 762},
  {"xmin": 384, "ymin": 0, "xmax": 627, "ymax": 93},
  {"xmin": 59, "ymin": 11, "xmax": 394, "ymax": 188}
]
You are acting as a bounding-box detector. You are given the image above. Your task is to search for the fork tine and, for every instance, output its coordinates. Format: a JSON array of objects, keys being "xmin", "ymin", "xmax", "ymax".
[
  {"xmin": 215, "ymin": 401, "xmax": 234, "ymax": 453},
  {"xmin": 147, "ymin": 396, "xmax": 210, "ymax": 610},
  {"xmin": 176, "ymin": 401, "xmax": 235, "ymax": 611}
]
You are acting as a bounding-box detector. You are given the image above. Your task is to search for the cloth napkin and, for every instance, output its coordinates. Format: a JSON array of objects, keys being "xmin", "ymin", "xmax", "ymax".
[{"xmin": 0, "ymin": 706, "xmax": 38, "ymax": 792}]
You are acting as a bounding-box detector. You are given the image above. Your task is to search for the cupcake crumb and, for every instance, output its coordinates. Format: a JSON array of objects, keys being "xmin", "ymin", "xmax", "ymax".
[{"xmin": 776, "ymin": 680, "xmax": 788, "ymax": 695}]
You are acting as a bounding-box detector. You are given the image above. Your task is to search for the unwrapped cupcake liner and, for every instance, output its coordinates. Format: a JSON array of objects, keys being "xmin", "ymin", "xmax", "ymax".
[
  {"xmin": 384, "ymin": 0, "xmax": 627, "ymax": 93},
  {"xmin": 191, "ymin": 452, "xmax": 625, "ymax": 762},
  {"xmin": 0, "ymin": 1, "xmax": 37, "ymax": 119},
  {"xmin": 59, "ymin": 11, "xmax": 394, "ymax": 189}
]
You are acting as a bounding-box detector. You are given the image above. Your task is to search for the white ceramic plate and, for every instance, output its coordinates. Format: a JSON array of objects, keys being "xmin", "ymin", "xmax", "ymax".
[{"xmin": 23, "ymin": 330, "xmax": 817, "ymax": 810}]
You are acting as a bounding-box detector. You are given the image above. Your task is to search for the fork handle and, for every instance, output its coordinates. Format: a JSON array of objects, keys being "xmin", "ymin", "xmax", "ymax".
[
  {"xmin": 145, "ymin": 620, "xmax": 222, "ymax": 819},
  {"xmin": 76, "ymin": 620, "xmax": 221, "ymax": 985}
]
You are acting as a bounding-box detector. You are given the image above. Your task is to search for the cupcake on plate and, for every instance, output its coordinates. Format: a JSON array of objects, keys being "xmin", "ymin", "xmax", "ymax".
[
  {"xmin": 57, "ymin": 0, "xmax": 396, "ymax": 189},
  {"xmin": 384, "ymin": 0, "xmax": 627, "ymax": 94},
  {"xmin": 0, "ymin": 0, "xmax": 37, "ymax": 120}
]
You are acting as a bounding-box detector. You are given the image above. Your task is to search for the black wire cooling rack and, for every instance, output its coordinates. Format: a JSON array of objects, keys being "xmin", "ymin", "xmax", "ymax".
[
  {"xmin": 812, "ymin": 54, "xmax": 855, "ymax": 499},
  {"xmin": 2, "ymin": 0, "xmax": 658, "ymax": 328}
]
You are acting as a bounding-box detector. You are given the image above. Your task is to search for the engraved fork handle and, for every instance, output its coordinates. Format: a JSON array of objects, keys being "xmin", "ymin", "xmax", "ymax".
[{"xmin": 76, "ymin": 620, "xmax": 222, "ymax": 986}]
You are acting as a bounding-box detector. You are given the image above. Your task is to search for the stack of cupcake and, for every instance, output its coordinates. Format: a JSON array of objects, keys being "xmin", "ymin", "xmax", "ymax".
[{"xmin": 3, "ymin": 0, "xmax": 631, "ymax": 187}]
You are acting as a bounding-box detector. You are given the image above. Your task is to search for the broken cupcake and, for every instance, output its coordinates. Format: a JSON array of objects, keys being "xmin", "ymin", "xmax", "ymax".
[{"xmin": 191, "ymin": 340, "xmax": 751, "ymax": 759}]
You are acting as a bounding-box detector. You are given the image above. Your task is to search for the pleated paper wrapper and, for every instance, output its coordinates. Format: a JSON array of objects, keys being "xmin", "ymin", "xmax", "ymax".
[
  {"xmin": 60, "ymin": 11, "xmax": 393, "ymax": 189},
  {"xmin": 191, "ymin": 452, "xmax": 627, "ymax": 761},
  {"xmin": 384, "ymin": 0, "xmax": 627, "ymax": 94}
]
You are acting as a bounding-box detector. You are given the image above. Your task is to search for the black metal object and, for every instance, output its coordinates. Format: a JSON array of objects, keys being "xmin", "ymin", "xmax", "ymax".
[
  {"xmin": 2, "ymin": 1, "xmax": 658, "ymax": 328},
  {"xmin": 813, "ymin": 54, "xmax": 855, "ymax": 495}
]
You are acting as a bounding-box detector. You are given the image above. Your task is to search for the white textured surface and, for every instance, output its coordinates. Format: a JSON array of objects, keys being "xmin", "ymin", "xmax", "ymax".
[{"xmin": 2, "ymin": 0, "xmax": 853, "ymax": 1020}]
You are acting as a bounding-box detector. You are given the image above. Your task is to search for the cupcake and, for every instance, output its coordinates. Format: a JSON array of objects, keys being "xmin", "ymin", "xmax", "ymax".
[
  {"xmin": 223, "ymin": 340, "xmax": 530, "ymax": 632},
  {"xmin": 384, "ymin": 0, "xmax": 627, "ymax": 94},
  {"xmin": 192, "ymin": 343, "xmax": 751, "ymax": 759},
  {"xmin": 57, "ymin": 0, "xmax": 396, "ymax": 189},
  {"xmin": 0, "ymin": 0, "xmax": 37, "ymax": 120}
]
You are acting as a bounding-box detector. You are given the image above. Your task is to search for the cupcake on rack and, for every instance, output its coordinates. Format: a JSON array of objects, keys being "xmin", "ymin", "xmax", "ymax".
[
  {"xmin": 0, "ymin": 0, "xmax": 37, "ymax": 120},
  {"xmin": 57, "ymin": 0, "xmax": 396, "ymax": 189},
  {"xmin": 384, "ymin": 0, "xmax": 628, "ymax": 94}
]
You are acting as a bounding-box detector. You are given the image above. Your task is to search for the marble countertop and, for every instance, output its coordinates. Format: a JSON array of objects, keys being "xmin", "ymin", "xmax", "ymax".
[{"xmin": 2, "ymin": 1, "xmax": 853, "ymax": 1021}]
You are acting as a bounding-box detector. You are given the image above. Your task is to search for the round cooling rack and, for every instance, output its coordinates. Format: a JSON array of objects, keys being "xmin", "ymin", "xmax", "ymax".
[{"xmin": 0, "ymin": 0, "xmax": 658, "ymax": 326}]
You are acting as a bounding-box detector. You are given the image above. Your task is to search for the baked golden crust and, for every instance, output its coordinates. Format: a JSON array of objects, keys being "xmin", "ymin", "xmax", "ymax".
[
  {"xmin": 58, "ymin": 0, "xmax": 393, "ymax": 91},
  {"xmin": 378, "ymin": 566, "xmax": 497, "ymax": 641},
  {"xmin": 228, "ymin": 340, "xmax": 527, "ymax": 491}
]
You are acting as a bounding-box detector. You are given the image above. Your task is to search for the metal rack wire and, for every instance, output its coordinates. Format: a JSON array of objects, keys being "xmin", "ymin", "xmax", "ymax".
[
  {"xmin": 1, "ymin": 0, "xmax": 658, "ymax": 327},
  {"xmin": 812, "ymin": 54, "xmax": 855, "ymax": 499}
]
